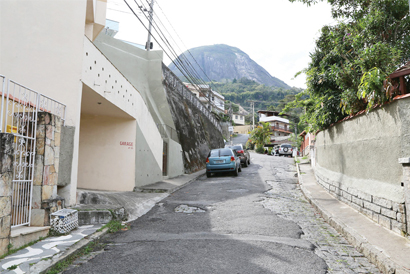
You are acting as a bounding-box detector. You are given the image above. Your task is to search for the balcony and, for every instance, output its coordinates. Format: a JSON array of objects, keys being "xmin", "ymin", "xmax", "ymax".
[{"xmin": 271, "ymin": 126, "xmax": 292, "ymax": 134}]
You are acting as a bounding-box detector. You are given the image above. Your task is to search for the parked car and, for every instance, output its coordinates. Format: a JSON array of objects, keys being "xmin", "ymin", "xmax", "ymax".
[
  {"xmin": 225, "ymin": 144, "xmax": 251, "ymax": 167},
  {"xmin": 278, "ymin": 143, "xmax": 293, "ymax": 157},
  {"xmin": 206, "ymin": 148, "xmax": 241, "ymax": 177}
]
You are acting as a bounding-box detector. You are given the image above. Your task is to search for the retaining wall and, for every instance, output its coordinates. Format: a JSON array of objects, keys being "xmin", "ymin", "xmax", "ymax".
[
  {"xmin": 162, "ymin": 65, "xmax": 224, "ymax": 173},
  {"xmin": 314, "ymin": 96, "xmax": 410, "ymax": 235}
]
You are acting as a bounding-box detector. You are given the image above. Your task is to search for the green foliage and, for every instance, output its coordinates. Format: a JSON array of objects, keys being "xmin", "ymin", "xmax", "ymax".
[
  {"xmin": 7, "ymin": 265, "xmax": 18, "ymax": 270},
  {"xmin": 225, "ymin": 100, "xmax": 240, "ymax": 112},
  {"xmin": 249, "ymin": 122, "xmax": 271, "ymax": 149},
  {"xmin": 288, "ymin": 133, "xmax": 303, "ymax": 148},
  {"xmin": 98, "ymin": 220, "xmax": 129, "ymax": 233},
  {"xmin": 212, "ymin": 78, "xmax": 303, "ymax": 110},
  {"xmin": 255, "ymin": 145, "xmax": 265, "ymax": 154},
  {"xmin": 246, "ymin": 139, "xmax": 255, "ymax": 150},
  {"xmin": 285, "ymin": 0, "xmax": 410, "ymax": 131},
  {"xmin": 45, "ymin": 240, "xmax": 106, "ymax": 274}
]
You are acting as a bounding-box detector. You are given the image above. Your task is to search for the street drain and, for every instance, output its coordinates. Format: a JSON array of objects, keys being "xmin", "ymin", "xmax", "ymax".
[{"xmin": 174, "ymin": 205, "xmax": 205, "ymax": 213}]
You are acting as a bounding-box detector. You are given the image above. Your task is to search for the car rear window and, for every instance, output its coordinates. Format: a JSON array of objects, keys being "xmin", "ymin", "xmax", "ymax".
[
  {"xmin": 281, "ymin": 144, "xmax": 292, "ymax": 148},
  {"xmin": 232, "ymin": 145, "xmax": 242, "ymax": 150},
  {"xmin": 220, "ymin": 149, "xmax": 233, "ymax": 156},
  {"xmin": 209, "ymin": 150, "xmax": 219, "ymax": 157}
]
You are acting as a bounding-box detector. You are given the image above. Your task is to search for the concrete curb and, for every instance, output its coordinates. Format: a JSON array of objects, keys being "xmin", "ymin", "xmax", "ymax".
[
  {"xmin": 168, "ymin": 171, "xmax": 206, "ymax": 195},
  {"xmin": 295, "ymin": 158, "xmax": 407, "ymax": 274},
  {"xmin": 32, "ymin": 228, "xmax": 109, "ymax": 274}
]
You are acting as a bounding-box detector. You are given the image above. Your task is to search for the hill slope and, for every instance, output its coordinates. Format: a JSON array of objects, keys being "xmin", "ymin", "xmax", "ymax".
[{"xmin": 168, "ymin": 44, "xmax": 290, "ymax": 89}]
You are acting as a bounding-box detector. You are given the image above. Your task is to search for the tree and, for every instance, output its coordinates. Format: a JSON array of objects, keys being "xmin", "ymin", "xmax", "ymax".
[
  {"xmin": 285, "ymin": 0, "xmax": 410, "ymax": 132},
  {"xmin": 249, "ymin": 122, "xmax": 271, "ymax": 153},
  {"xmin": 288, "ymin": 133, "xmax": 303, "ymax": 148}
]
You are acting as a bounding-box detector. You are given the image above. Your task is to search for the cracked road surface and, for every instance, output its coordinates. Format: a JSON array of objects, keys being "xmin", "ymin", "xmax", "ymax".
[{"xmin": 64, "ymin": 153, "xmax": 380, "ymax": 274}]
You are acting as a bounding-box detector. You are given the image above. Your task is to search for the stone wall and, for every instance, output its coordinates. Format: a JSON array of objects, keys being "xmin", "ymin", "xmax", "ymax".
[
  {"xmin": 32, "ymin": 113, "xmax": 64, "ymax": 226},
  {"xmin": 162, "ymin": 65, "xmax": 224, "ymax": 173},
  {"xmin": 0, "ymin": 133, "xmax": 14, "ymax": 257},
  {"xmin": 314, "ymin": 96, "xmax": 410, "ymax": 235}
]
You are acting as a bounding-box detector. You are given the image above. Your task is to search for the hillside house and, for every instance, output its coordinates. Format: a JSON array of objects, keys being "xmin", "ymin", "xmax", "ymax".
[
  {"xmin": 258, "ymin": 110, "xmax": 292, "ymax": 138},
  {"xmin": 232, "ymin": 113, "xmax": 245, "ymax": 125}
]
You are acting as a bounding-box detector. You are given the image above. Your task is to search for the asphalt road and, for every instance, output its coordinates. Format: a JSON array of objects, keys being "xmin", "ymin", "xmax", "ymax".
[
  {"xmin": 64, "ymin": 152, "xmax": 380, "ymax": 274},
  {"xmin": 231, "ymin": 133, "xmax": 249, "ymax": 146},
  {"xmin": 64, "ymin": 153, "xmax": 327, "ymax": 274}
]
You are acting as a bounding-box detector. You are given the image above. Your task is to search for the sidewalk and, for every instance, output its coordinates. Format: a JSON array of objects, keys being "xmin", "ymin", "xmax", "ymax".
[
  {"xmin": 0, "ymin": 169, "xmax": 206, "ymax": 274},
  {"xmin": 296, "ymin": 159, "xmax": 410, "ymax": 274}
]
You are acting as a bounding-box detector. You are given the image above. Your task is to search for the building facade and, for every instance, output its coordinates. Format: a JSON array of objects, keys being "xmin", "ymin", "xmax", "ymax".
[
  {"xmin": 258, "ymin": 110, "xmax": 292, "ymax": 138},
  {"xmin": 232, "ymin": 113, "xmax": 245, "ymax": 125}
]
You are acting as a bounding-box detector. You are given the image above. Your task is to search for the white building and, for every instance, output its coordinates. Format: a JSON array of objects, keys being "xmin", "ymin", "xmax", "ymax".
[
  {"xmin": 184, "ymin": 83, "xmax": 225, "ymax": 115},
  {"xmin": 258, "ymin": 110, "xmax": 292, "ymax": 137},
  {"xmin": 0, "ymin": 0, "xmax": 184, "ymax": 247},
  {"xmin": 232, "ymin": 113, "xmax": 246, "ymax": 125},
  {"xmin": 210, "ymin": 90, "xmax": 225, "ymax": 114}
]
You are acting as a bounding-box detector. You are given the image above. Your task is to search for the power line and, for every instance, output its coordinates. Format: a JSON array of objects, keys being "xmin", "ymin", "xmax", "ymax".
[
  {"xmin": 133, "ymin": 0, "xmax": 219, "ymax": 107},
  {"xmin": 124, "ymin": 0, "xmax": 217, "ymax": 109}
]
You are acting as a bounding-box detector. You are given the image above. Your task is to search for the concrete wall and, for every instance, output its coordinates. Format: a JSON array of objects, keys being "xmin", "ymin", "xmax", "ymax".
[
  {"xmin": 314, "ymin": 97, "xmax": 410, "ymax": 234},
  {"xmin": 234, "ymin": 125, "xmax": 252, "ymax": 134},
  {"xmin": 135, "ymin": 123, "xmax": 162, "ymax": 188},
  {"xmin": 78, "ymin": 114, "xmax": 136, "ymax": 191},
  {"xmin": 0, "ymin": 0, "xmax": 91, "ymax": 205},
  {"xmin": 0, "ymin": 134, "xmax": 14, "ymax": 257},
  {"xmin": 167, "ymin": 139, "xmax": 184, "ymax": 178},
  {"xmin": 93, "ymin": 34, "xmax": 185, "ymax": 182},
  {"xmin": 162, "ymin": 65, "xmax": 224, "ymax": 173},
  {"xmin": 81, "ymin": 38, "xmax": 165, "ymax": 190}
]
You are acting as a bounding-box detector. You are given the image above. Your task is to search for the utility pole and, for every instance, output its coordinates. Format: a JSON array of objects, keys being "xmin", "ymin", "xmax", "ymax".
[
  {"xmin": 247, "ymin": 100, "xmax": 255, "ymax": 131},
  {"xmin": 145, "ymin": 0, "xmax": 154, "ymax": 51}
]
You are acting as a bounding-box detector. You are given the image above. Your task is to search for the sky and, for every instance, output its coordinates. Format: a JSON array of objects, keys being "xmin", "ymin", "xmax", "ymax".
[{"xmin": 106, "ymin": 0, "xmax": 336, "ymax": 89}]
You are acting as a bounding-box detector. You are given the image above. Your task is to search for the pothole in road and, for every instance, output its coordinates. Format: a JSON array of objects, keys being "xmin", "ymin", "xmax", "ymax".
[{"xmin": 174, "ymin": 204, "xmax": 206, "ymax": 213}]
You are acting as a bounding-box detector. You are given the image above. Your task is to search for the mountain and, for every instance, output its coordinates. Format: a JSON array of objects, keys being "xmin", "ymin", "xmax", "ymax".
[{"xmin": 168, "ymin": 44, "xmax": 290, "ymax": 89}]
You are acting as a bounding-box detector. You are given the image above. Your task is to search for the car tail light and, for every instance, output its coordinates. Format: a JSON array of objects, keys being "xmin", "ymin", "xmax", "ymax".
[
  {"xmin": 206, "ymin": 157, "xmax": 209, "ymax": 163},
  {"xmin": 237, "ymin": 150, "xmax": 244, "ymax": 154},
  {"xmin": 231, "ymin": 156, "xmax": 235, "ymax": 162}
]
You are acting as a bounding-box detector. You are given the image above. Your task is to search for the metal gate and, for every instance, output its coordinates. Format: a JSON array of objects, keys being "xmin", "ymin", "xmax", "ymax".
[{"xmin": 0, "ymin": 78, "xmax": 66, "ymax": 227}]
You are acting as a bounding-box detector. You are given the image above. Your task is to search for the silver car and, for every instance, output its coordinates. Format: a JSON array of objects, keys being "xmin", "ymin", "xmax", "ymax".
[{"xmin": 278, "ymin": 143, "xmax": 293, "ymax": 156}]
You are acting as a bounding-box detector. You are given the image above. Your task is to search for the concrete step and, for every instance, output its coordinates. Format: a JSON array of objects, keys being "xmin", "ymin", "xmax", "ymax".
[
  {"xmin": 71, "ymin": 204, "xmax": 127, "ymax": 226},
  {"xmin": 10, "ymin": 226, "xmax": 49, "ymax": 251}
]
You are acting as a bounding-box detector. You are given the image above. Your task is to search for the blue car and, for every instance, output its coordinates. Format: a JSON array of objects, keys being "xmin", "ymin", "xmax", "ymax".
[{"xmin": 206, "ymin": 148, "xmax": 241, "ymax": 178}]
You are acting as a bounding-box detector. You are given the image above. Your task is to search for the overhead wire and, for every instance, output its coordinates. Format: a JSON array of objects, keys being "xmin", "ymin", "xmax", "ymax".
[
  {"xmin": 133, "ymin": 0, "xmax": 218, "ymax": 107},
  {"xmin": 154, "ymin": 0, "xmax": 218, "ymax": 87}
]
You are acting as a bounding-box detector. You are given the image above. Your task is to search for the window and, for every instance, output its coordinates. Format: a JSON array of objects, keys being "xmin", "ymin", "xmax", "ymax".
[
  {"xmin": 240, "ymin": 116, "xmax": 243, "ymax": 120},
  {"xmin": 235, "ymin": 115, "xmax": 238, "ymax": 119}
]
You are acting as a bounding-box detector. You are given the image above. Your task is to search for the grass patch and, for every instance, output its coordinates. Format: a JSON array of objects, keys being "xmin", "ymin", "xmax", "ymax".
[
  {"xmin": 97, "ymin": 220, "xmax": 129, "ymax": 233},
  {"xmin": 0, "ymin": 237, "xmax": 47, "ymax": 260},
  {"xmin": 44, "ymin": 240, "xmax": 106, "ymax": 274},
  {"xmin": 295, "ymin": 159, "xmax": 300, "ymax": 164},
  {"xmin": 7, "ymin": 265, "xmax": 18, "ymax": 270},
  {"xmin": 302, "ymin": 156, "xmax": 308, "ymax": 160}
]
